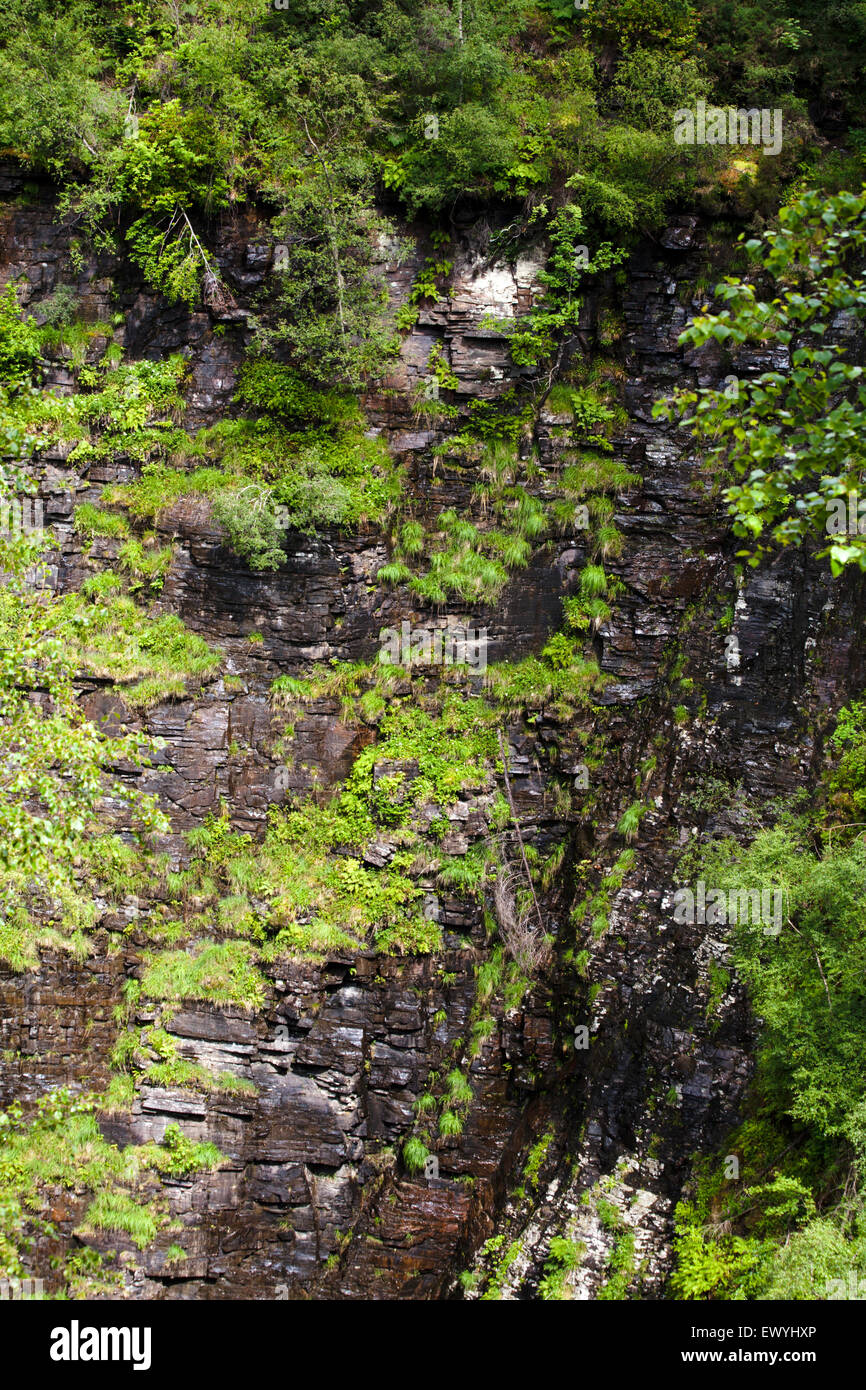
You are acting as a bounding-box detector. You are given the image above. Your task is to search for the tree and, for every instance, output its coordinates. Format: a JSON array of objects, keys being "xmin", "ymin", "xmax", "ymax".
[
  {"xmin": 656, "ymin": 188, "xmax": 866, "ymax": 575},
  {"xmin": 250, "ymin": 60, "xmax": 397, "ymax": 387}
]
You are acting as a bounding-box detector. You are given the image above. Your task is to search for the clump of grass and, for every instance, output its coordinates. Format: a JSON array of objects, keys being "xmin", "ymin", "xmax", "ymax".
[
  {"xmin": 380, "ymin": 499, "xmax": 545, "ymax": 606},
  {"xmin": 118, "ymin": 536, "xmax": 174, "ymax": 593},
  {"xmin": 53, "ymin": 591, "xmax": 221, "ymax": 708},
  {"xmin": 439, "ymin": 1110, "xmax": 464, "ymax": 1137},
  {"xmin": 446, "ymin": 1069, "xmax": 474, "ymax": 1106},
  {"xmin": 580, "ymin": 564, "xmax": 608, "ymax": 598},
  {"xmin": 74, "ymin": 502, "xmax": 129, "ymax": 543},
  {"xmin": 107, "ymin": 465, "xmax": 231, "ymax": 521},
  {"xmin": 139, "ymin": 941, "xmax": 267, "ymax": 1010},
  {"xmin": 79, "ymin": 1192, "xmax": 158, "ymax": 1249},
  {"xmin": 402, "ymin": 1136, "xmax": 431, "ymax": 1173},
  {"xmin": 378, "ymin": 560, "xmax": 411, "ymax": 585},
  {"xmin": 484, "ymin": 654, "xmax": 606, "ymax": 713},
  {"xmin": 144, "ymin": 1058, "xmax": 257, "ymax": 1096},
  {"xmin": 399, "ymin": 520, "xmax": 425, "ymax": 556},
  {"xmin": 159, "ymin": 1124, "xmax": 223, "ymax": 1176},
  {"xmin": 616, "ymin": 801, "xmax": 647, "ymax": 844},
  {"xmin": 101, "ymin": 1075, "xmax": 135, "ymax": 1113},
  {"xmin": 437, "ymin": 848, "xmax": 491, "ymax": 896}
]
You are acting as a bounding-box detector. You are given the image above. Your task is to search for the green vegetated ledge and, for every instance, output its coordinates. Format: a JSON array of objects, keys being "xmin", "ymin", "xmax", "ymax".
[
  {"xmin": 0, "ymin": 1087, "xmax": 225, "ymax": 1297},
  {"xmin": 29, "ymin": 291, "xmax": 642, "ymax": 616},
  {"xmin": 98, "ymin": 358, "xmax": 407, "ymax": 573},
  {"xmin": 380, "ymin": 359, "xmax": 639, "ymax": 609}
]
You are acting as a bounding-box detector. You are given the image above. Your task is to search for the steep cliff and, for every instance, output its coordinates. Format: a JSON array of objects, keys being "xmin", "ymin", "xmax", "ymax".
[{"xmin": 1, "ymin": 157, "xmax": 862, "ymax": 1301}]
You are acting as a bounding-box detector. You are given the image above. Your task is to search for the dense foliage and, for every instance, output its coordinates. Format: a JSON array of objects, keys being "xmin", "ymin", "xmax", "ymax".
[
  {"xmin": 670, "ymin": 708, "xmax": 866, "ymax": 1300},
  {"xmin": 658, "ymin": 188, "xmax": 866, "ymax": 576},
  {"xmin": 1, "ymin": 1, "xmax": 862, "ymax": 386}
]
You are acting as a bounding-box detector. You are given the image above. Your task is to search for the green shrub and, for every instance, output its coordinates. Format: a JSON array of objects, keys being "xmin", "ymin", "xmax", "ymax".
[{"xmin": 211, "ymin": 486, "xmax": 285, "ymax": 571}]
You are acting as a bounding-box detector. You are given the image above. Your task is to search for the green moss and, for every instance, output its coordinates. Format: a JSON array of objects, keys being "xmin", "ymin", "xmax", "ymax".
[{"xmin": 706, "ymin": 958, "xmax": 730, "ymax": 1026}]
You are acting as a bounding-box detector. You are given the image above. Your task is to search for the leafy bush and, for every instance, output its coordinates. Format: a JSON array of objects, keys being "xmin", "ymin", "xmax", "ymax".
[
  {"xmin": 657, "ymin": 189, "xmax": 866, "ymax": 576},
  {"xmin": 669, "ymin": 707, "xmax": 866, "ymax": 1299},
  {"xmin": 211, "ymin": 485, "xmax": 285, "ymax": 571},
  {"xmin": 0, "ymin": 283, "xmax": 41, "ymax": 393}
]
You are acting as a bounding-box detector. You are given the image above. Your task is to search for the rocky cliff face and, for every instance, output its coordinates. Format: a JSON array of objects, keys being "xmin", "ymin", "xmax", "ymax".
[{"xmin": 1, "ymin": 169, "xmax": 861, "ymax": 1299}]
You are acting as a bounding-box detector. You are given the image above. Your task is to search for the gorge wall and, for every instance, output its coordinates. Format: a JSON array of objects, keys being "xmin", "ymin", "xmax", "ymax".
[{"xmin": 1, "ymin": 166, "xmax": 862, "ymax": 1300}]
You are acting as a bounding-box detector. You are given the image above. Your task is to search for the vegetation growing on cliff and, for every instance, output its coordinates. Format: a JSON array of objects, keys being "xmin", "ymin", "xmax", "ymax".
[
  {"xmin": 0, "ymin": 1088, "xmax": 224, "ymax": 1288},
  {"xmin": 3, "ymin": 0, "xmax": 866, "ymax": 1311},
  {"xmin": 658, "ymin": 188, "xmax": 866, "ymax": 577},
  {"xmin": 669, "ymin": 703, "xmax": 866, "ymax": 1300},
  {"xmin": 0, "ymin": 294, "xmax": 187, "ymax": 972},
  {"xmin": 131, "ymin": 683, "xmax": 503, "ymax": 964},
  {"xmin": 2, "ymin": 1, "xmax": 861, "ymax": 390}
]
